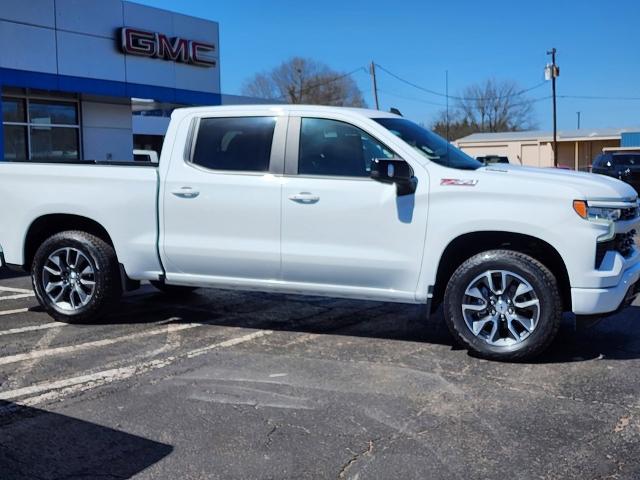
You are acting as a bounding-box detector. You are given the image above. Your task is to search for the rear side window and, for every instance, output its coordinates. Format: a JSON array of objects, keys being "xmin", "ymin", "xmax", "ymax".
[
  {"xmin": 298, "ymin": 118, "xmax": 394, "ymax": 177},
  {"xmin": 192, "ymin": 117, "xmax": 276, "ymax": 172}
]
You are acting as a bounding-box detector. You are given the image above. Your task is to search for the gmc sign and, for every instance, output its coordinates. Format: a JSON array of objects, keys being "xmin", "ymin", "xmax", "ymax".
[{"xmin": 120, "ymin": 27, "xmax": 216, "ymax": 68}]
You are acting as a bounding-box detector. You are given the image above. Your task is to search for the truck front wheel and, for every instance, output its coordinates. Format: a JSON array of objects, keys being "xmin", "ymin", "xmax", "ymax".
[
  {"xmin": 443, "ymin": 250, "xmax": 562, "ymax": 361},
  {"xmin": 32, "ymin": 231, "xmax": 122, "ymax": 323}
]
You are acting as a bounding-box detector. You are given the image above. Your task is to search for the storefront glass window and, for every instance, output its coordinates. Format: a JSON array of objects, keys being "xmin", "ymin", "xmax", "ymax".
[{"xmin": 2, "ymin": 92, "xmax": 80, "ymax": 161}]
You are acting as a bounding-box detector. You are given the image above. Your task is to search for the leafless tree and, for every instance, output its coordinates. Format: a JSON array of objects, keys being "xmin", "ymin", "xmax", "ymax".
[
  {"xmin": 242, "ymin": 57, "xmax": 366, "ymax": 107},
  {"xmin": 432, "ymin": 79, "xmax": 538, "ymax": 140}
]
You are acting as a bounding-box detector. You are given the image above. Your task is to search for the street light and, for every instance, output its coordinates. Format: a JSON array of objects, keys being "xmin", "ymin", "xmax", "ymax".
[{"xmin": 545, "ymin": 48, "xmax": 560, "ymax": 167}]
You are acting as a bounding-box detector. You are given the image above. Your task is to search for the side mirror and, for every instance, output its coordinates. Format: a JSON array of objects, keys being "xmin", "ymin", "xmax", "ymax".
[{"xmin": 370, "ymin": 158, "xmax": 417, "ymax": 196}]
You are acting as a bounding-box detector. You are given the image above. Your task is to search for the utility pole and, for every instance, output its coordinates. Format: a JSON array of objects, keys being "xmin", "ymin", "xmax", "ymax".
[
  {"xmin": 445, "ymin": 70, "xmax": 450, "ymax": 142},
  {"xmin": 576, "ymin": 111, "xmax": 581, "ymax": 129},
  {"xmin": 370, "ymin": 61, "xmax": 380, "ymax": 110},
  {"xmin": 545, "ymin": 48, "xmax": 560, "ymax": 166}
]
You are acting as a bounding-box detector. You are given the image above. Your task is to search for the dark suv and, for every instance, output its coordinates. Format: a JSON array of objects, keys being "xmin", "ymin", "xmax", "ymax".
[{"xmin": 592, "ymin": 152, "xmax": 640, "ymax": 193}]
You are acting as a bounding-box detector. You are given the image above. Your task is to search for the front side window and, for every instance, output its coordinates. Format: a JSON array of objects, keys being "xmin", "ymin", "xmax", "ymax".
[
  {"xmin": 298, "ymin": 118, "xmax": 395, "ymax": 177},
  {"xmin": 192, "ymin": 117, "xmax": 276, "ymax": 172},
  {"xmin": 2, "ymin": 92, "xmax": 80, "ymax": 161}
]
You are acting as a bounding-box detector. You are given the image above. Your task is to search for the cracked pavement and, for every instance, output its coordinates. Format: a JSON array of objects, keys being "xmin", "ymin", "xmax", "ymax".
[{"xmin": 0, "ymin": 271, "xmax": 640, "ymax": 479}]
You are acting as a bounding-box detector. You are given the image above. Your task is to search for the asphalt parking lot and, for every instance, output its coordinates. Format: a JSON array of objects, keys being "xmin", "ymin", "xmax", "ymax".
[{"xmin": 0, "ymin": 270, "xmax": 639, "ymax": 480}]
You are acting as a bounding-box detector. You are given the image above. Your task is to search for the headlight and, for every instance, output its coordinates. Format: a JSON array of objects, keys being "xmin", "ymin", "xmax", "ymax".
[{"xmin": 573, "ymin": 200, "xmax": 621, "ymax": 222}]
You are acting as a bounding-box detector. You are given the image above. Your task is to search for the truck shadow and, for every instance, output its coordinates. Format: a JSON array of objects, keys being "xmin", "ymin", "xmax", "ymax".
[
  {"xmin": 90, "ymin": 288, "xmax": 640, "ymax": 364},
  {"xmin": 0, "ymin": 400, "xmax": 172, "ymax": 479}
]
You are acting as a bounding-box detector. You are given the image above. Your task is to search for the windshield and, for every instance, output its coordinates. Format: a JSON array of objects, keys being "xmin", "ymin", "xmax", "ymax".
[{"xmin": 374, "ymin": 118, "xmax": 482, "ymax": 170}]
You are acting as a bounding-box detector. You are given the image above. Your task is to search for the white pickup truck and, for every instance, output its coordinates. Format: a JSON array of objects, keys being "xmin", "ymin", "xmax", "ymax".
[{"xmin": 1, "ymin": 105, "xmax": 639, "ymax": 360}]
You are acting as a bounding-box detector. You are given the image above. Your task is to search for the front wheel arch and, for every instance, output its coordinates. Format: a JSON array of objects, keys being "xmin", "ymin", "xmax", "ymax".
[{"xmin": 431, "ymin": 231, "xmax": 571, "ymax": 313}]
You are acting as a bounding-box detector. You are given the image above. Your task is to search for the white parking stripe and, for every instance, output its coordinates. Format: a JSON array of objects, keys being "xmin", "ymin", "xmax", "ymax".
[
  {"xmin": 0, "ymin": 330, "xmax": 273, "ymax": 404},
  {"xmin": 0, "ymin": 293, "xmax": 35, "ymax": 301},
  {"xmin": 0, "ymin": 322, "xmax": 62, "ymax": 336},
  {"xmin": 0, "ymin": 308, "xmax": 30, "ymax": 317},
  {"xmin": 0, "ymin": 321, "xmax": 200, "ymax": 366},
  {"xmin": 0, "ymin": 286, "xmax": 33, "ymax": 294}
]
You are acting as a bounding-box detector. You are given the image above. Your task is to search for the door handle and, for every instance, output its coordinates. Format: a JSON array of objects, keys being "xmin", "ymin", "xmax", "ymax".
[
  {"xmin": 172, "ymin": 187, "xmax": 200, "ymax": 199},
  {"xmin": 288, "ymin": 192, "xmax": 320, "ymax": 204}
]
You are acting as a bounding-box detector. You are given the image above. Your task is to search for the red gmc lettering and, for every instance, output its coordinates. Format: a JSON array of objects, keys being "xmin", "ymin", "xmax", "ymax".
[
  {"xmin": 120, "ymin": 27, "xmax": 216, "ymax": 68},
  {"xmin": 121, "ymin": 28, "xmax": 156, "ymax": 57},
  {"xmin": 156, "ymin": 34, "xmax": 189, "ymax": 63},
  {"xmin": 189, "ymin": 41, "xmax": 216, "ymax": 67}
]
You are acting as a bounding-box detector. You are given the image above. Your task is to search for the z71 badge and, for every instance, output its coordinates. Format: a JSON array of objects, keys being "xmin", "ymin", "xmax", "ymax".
[{"xmin": 440, "ymin": 178, "xmax": 479, "ymax": 186}]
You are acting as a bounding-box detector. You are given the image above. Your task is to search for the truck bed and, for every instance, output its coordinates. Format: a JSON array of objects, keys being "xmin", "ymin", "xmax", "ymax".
[{"xmin": 0, "ymin": 161, "xmax": 162, "ymax": 279}]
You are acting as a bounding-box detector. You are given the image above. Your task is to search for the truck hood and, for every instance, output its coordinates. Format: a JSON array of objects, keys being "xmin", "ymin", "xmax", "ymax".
[{"xmin": 479, "ymin": 164, "xmax": 638, "ymax": 201}]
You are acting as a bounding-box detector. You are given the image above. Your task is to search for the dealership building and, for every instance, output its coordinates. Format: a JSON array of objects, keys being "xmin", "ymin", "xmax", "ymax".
[
  {"xmin": 455, "ymin": 128, "xmax": 640, "ymax": 171},
  {"xmin": 0, "ymin": 0, "xmax": 254, "ymax": 162}
]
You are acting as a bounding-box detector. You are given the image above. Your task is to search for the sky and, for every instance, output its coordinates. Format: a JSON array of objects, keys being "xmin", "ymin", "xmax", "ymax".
[{"xmin": 137, "ymin": 0, "xmax": 640, "ymax": 132}]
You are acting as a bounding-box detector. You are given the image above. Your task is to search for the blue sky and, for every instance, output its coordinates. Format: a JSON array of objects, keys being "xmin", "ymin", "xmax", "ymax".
[{"xmin": 138, "ymin": 0, "xmax": 640, "ymax": 132}]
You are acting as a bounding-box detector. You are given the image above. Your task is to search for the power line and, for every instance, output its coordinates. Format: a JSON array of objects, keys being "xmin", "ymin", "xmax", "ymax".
[
  {"xmin": 376, "ymin": 89, "xmax": 447, "ymax": 107},
  {"xmin": 374, "ymin": 63, "xmax": 546, "ymax": 101}
]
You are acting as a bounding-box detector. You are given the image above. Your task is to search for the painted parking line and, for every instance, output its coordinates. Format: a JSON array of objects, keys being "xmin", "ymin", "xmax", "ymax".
[
  {"xmin": 0, "ymin": 321, "xmax": 63, "ymax": 337},
  {"xmin": 0, "ymin": 308, "xmax": 30, "ymax": 317},
  {"xmin": 0, "ymin": 286, "xmax": 33, "ymax": 294},
  {"xmin": 0, "ymin": 329, "xmax": 273, "ymax": 405},
  {"xmin": 0, "ymin": 320, "xmax": 203, "ymax": 367},
  {"xmin": 0, "ymin": 293, "xmax": 36, "ymax": 301}
]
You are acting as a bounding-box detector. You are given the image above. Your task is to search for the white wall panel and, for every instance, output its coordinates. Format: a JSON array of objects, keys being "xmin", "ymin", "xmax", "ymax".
[
  {"xmin": 0, "ymin": 21, "xmax": 57, "ymax": 73},
  {"xmin": 83, "ymin": 127, "xmax": 133, "ymax": 161},
  {"xmin": 57, "ymin": 31, "xmax": 126, "ymax": 81},
  {"xmin": 55, "ymin": 0, "xmax": 123, "ymax": 39},
  {"xmin": 0, "ymin": 0, "xmax": 55, "ymax": 28},
  {"xmin": 82, "ymin": 101, "xmax": 132, "ymax": 129}
]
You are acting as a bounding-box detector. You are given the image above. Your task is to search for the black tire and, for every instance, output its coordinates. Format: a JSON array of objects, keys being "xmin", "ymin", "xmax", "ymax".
[
  {"xmin": 150, "ymin": 281, "xmax": 198, "ymax": 296},
  {"xmin": 443, "ymin": 250, "xmax": 562, "ymax": 361},
  {"xmin": 31, "ymin": 231, "xmax": 122, "ymax": 323}
]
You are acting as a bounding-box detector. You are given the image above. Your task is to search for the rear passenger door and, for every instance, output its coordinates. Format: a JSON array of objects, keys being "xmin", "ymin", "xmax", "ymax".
[{"xmin": 161, "ymin": 114, "xmax": 287, "ymax": 284}]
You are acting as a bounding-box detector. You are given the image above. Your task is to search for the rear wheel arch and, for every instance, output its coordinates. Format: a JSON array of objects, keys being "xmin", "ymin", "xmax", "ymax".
[
  {"xmin": 24, "ymin": 214, "xmax": 116, "ymax": 270},
  {"xmin": 431, "ymin": 231, "xmax": 571, "ymax": 313}
]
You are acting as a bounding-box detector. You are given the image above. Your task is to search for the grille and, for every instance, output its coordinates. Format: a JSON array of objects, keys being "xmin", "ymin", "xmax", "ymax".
[{"xmin": 596, "ymin": 229, "xmax": 637, "ymax": 268}]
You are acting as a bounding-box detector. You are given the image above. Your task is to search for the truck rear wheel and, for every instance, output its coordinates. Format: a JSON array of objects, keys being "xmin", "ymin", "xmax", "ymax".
[
  {"xmin": 443, "ymin": 250, "xmax": 562, "ymax": 361},
  {"xmin": 31, "ymin": 231, "xmax": 122, "ymax": 323}
]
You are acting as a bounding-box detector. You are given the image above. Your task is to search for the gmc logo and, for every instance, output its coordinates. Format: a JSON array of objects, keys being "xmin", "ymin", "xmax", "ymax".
[{"xmin": 120, "ymin": 27, "xmax": 217, "ymax": 68}]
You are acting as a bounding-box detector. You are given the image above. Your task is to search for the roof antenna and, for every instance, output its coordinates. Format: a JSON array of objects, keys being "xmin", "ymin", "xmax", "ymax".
[{"xmin": 389, "ymin": 107, "xmax": 403, "ymax": 116}]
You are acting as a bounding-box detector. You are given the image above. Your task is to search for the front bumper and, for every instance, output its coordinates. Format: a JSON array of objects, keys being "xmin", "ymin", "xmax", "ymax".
[{"xmin": 572, "ymin": 259, "xmax": 640, "ymax": 315}]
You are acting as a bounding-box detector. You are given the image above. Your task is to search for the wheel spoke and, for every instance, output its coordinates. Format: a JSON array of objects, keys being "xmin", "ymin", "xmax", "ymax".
[
  {"xmin": 514, "ymin": 298, "xmax": 540, "ymax": 309},
  {"xmin": 512, "ymin": 313, "xmax": 534, "ymax": 332},
  {"xmin": 472, "ymin": 315, "xmax": 495, "ymax": 336},
  {"xmin": 51, "ymin": 285, "xmax": 66, "ymax": 303},
  {"xmin": 514, "ymin": 282, "xmax": 533, "ymax": 298},
  {"xmin": 45, "ymin": 281, "xmax": 64, "ymax": 293},
  {"xmin": 44, "ymin": 264, "xmax": 62, "ymax": 276},
  {"xmin": 507, "ymin": 320, "xmax": 521, "ymax": 342},
  {"xmin": 74, "ymin": 284, "xmax": 88, "ymax": 305}
]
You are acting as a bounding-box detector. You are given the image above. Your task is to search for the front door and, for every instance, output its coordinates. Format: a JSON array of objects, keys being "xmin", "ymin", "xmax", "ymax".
[{"xmin": 281, "ymin": 116, "xmax": 428, "ymax": 300}]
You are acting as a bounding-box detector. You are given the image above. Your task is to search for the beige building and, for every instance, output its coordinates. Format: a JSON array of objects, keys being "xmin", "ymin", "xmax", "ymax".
[{"xmin": 455, "ymin": 128, "xmax": 640, "ymax": 171}]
